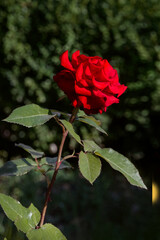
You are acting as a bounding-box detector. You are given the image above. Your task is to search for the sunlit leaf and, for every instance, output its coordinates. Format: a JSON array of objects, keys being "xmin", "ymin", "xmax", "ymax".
[
  {"xmin": 77, "ymin": 109, "xmax": 86, "ymax": 117},
  {"xmin": 3, "ymin": 104, "xmax": 54, "ymax": 128},
  {"xmin": 78, "ymin": 117, "xmax": 108, "ymax": 135},
  {"xmin": 95, "ymin": 148, "xmax": 147, "ymax": 189},
  {"xmin": 83, "ymin": 140, "xmax": 100, "ymax": 152},
  {"xmin": 79, "ymin": 151, "xmax": 101, "ymax": 184},
  {"xmin": 60, "ymin": 120, "xmax": 82, "ymax": 144},
  {"xmin": 0, "ymin": 194, "xmax": 41, "ymax": 233},
  {"xmin": 27, "ymin": 223, "xmax": 67, "ymax": 240}
]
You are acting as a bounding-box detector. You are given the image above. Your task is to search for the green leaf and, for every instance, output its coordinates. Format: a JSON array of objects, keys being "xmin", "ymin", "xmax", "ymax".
[
  {"xmin": 95, "ymin": 148, "xmax": 147, "ymax": 189},
  {"xmin": 40, "ymin": 157, "xmax": 72, "ymax": 170},
  {"xmin": 78, "ymin": 110, "xmax": 101, "ymax": 125},
  {"xmin": 83, "ymin": 140, "xmax": 100, "ymax": 152},
  {"xmin": 51, "ymin": 109, "xmax": 70, "ymax": 117},
  {"xmin": 77, "ymin": 109, "xmax": 86, "ymax": 117},
  {"xmin": 79, "ymin": 151, "xmax": 101, "ymax": 184},
  {"xmin": 3, "ymin": 104, "xmax": 54, "ymax": 128},
  {"xmin": 15, "ymin": 143, "xmax": 44, "ymax": 159},
  {"xmin": 27, "ymin": 223, "xmax": 67, "ymax": 240},
  {"xmin": 78, "ymin": 117, "xmax": 108, "ymax": 135},
  {"xmin": 27, "ymin": 203, "xmax": 41, "ymax": 227},
  {"xmin": 0, "ymin": 194, "xmax": 41, "ymax": 233},
  {"xmin": 60, "ymin": 120, "xmax": 82, "ymax": 145},
  {"xmin": 0, "ymin": 157, "xmax": 72, "ymax": 177},
  {"xmin": 0, "ymin": 158, "xmax": 37, "ymax": 176},
  {"xmin": 82, "ymin": 116, "xmax": 101, "ymax": 126}
]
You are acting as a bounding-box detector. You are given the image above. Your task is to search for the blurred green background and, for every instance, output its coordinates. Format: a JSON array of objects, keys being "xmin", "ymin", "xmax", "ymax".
[{"xmin": 0, "ymin": 0, "xmax": 160, "ymax": 239}]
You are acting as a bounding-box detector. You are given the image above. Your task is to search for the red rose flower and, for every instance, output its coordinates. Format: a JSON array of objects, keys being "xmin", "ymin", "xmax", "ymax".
[{"xmin": 53, "ymin": 50, "xmax": 127, "ymax": 114}]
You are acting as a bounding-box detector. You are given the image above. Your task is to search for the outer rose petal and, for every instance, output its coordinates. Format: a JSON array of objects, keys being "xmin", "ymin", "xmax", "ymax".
[
  {"xmin": 60, "ymin": 50, "xmax": 75, "ymax": 71},
  {"xmin": 106, "ymin": 83, "xmax": 127, "ymax": 97},
  {"xmin": 72, "ymin": 50, "xmax": 80, "ymax": 69},
  {"xmin": 78, "ymin": 94, "xmax": 106, "ymax": 114},
  {"xmin": 78, "ymin": 96, "xmax": 91, "ymax": 110},
  {"xmin": 103, "ymin": 61, "xmax": 117, "ymax": 81},
  {"xmin": 53, "ymin": 70, "xmax": 77, "ymax": 102},
  {"xmin": 117, "ymin": 85, "xmax": 127, "ymax": 97},
  {"xmin": 105, "ymin": 95, "xmax": 119, "ymax": 107}
]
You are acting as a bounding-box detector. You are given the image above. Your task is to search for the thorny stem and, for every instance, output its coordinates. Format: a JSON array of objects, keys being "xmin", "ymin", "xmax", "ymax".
[{"xmin": 39, "ymin": 108, "xmax": 79, "ymax": 227}]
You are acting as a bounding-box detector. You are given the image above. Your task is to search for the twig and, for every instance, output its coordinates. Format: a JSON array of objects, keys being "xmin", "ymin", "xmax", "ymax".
[{"xmin": 61, "ymin": 154, "xmax": 77, "ymax": 162}]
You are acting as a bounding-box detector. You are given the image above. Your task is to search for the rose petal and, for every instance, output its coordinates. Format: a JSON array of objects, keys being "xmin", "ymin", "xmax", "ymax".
[
  {"xmin": 104, "ymin": 62, "xmax": 118, "ymax": 81},
  {"xmin": 117, "ymin": 85, "xmax": 127, "ymax": 97},
  {"xmin": 75, "ymin": 83, "xmax": 92, "ymax": 96},
  {"xmin": 105, "ymin": 95, "xmax": 119, "ymax": 107},
  {"xmin": 78, "ymin": 96, "xmax": 91, "ymax": 109},
  {"xmin": 106, "ymin": 83, "xmax": 127, "ymax": 97},
  {"xmin": 78, "ymin": 54, "xmax": 89, "ymax": 63},
  {"xmin": 92, "ymin": 76, "xmax": 108, "ymax": 90},
  {"xmin": 76, "ymin": 63, "xmax": 83, "ymax": 82},
  {"xmin": 75, "ymin": 64, "xmax": 90, "ymax": 87},
  {"xmin": 60, "ymin": 50, "xmax": 75, "ymax": 71},
  {"xmin": 85, "ymin": 65, "xmax": 92, "ymax": 78},
  {"xmin": 53, "ymin": 70, "xmax": 76, "ymax": 101},
  {"xmin": 71, "ymin": 50, "xmax": 80, "ymax": 68},
  {"xmin": 81, "ymin": 95, "xmax": 106, "ymax": 114}
]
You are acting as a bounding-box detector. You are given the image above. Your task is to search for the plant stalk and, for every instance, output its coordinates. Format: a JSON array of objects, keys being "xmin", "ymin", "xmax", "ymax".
[{"xmin": 39, "ymin": 107, "xmax": 79, "ymax": 227}]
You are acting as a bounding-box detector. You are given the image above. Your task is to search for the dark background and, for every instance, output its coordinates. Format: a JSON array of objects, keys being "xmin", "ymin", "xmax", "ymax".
[{"xmin": 0, "ymin": 0, "xmax": 160, "ymax": 239}]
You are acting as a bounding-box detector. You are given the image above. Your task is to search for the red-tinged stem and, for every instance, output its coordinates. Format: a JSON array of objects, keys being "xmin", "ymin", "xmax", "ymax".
[
  {"xmin": 35, "ymin": 158, "xmax": 40, "ymax": 169},
  {"xmin": 39, "ymin": 108, "xmax": 79, "ymax": 227}
]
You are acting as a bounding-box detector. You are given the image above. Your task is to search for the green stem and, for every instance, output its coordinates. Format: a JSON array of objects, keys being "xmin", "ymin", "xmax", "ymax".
[{"xmin": 39, "ymin": 107, "xmax": 79, "ymax": 227}]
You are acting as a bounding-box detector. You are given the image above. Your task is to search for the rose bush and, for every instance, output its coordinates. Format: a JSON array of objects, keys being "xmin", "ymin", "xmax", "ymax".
[{"xmin": 54, "ymin": 50, "xmax": 127, "ymax": 114}]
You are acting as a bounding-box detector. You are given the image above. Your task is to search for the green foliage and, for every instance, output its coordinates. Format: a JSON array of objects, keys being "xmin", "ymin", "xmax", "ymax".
[
  {"xmin": 60, "ymin": 120, "xmax": 82, "ymax": 145},
  {"xmin": 95, "ymin": 148, "xmax": 147, "ymax": 189},
  {"xmin": 15, "ymin": 143, "xmax": 44, "ymax": 159},
  {"xmin": 83, "ymin": 140, "xmax": 100, "ymax": 152},
  {"xmin": 78, "ymin": 116, "xmax": 108, "ymax": 135},
  {"xmin": 26, "ymin": 224, "xmax": 67, "ymax": 240},
  {"xmin": 0, "ymin": 194, "xmax": 67, "ymax": 240},
  {"xmin": 79, "ymin": 151, "xmax": 101, "ymax": 184},
  {"xmin": 0, "ymin": 194, "xmax": 40, "ymax": 233},
  {"xmin": 0, "ymin": 158, "xmax": 37, "ymax": 176},
  {"xmin": 0, "ymin": 157, "xmax": 72, "ymax": 177},
  {"xmin": 3, "ymin": 104, "xmax": 54, "ymax": 128},
  {"xmin": 40, "ymin": 157, "xmax": 72, "ymax": 170}
]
